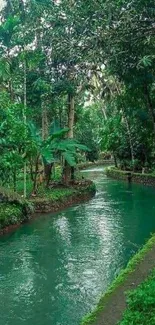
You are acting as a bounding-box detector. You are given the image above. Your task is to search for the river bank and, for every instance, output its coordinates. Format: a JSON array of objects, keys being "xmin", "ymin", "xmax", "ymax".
[
  {"xmin": 106, "ymin": 167, "xmax": 155, "ymax": 187},
  {"xmin": 0, "ymin": 180, "xmax": 96, "ymax": 235},
  {"xmin": 78, "ymin": 159, "xmax": 114, "ymax": 170},
  {"xmin": 80, "ymin": 167, "xmax": 155, "ymax": 325},
  {"xmin": 0, "ymin": 160, "xmax": 112, "ymax": 235},
  {"xmin": 1, "ymin": 167, "xmax": 155, "ymax": 325},
  {"xmin": 81, "ymin": 234, "xmax": 155, "ymax": 325}
]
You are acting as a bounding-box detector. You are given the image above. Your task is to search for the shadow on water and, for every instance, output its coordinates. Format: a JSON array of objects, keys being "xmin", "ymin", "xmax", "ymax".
[{"xmin": 0, "ymin": 167, "xmax": 155, "ymax": 325}]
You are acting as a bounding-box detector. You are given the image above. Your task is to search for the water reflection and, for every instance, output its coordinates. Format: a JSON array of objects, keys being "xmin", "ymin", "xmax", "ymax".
[{"xmin": 0, "ymin": 168, "xmax": 155, "ymax": 325}]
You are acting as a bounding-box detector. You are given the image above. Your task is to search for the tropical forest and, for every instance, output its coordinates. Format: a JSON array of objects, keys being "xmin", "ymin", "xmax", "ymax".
[{"xmin": 0, "ymin": 1, "xmax": 155, "ymax": 325}]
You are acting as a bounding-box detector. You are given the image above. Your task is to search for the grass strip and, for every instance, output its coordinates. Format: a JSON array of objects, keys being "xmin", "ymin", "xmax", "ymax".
[
  {"xmin": 81, "ymin": 234, "xmax": 155, "ymax": 325},
  {"xmin": 118, "ymin": 268, "xmax": 155, "ymax": 325}
]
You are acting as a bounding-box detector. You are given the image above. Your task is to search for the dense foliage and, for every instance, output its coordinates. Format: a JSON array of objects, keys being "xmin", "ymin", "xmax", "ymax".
[
  {"xmin": 0, "ymin": 203, "xmax": 23, "ymax": 229},
  {"xmin": 0, "ymin": 0, "xmax": 155, "ymax": 196},
  {"xmin": 119, "ymin": 269, "xmax": 155, "ymax": 325}
]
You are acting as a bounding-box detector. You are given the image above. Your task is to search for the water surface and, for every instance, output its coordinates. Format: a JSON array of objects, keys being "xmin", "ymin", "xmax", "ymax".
[{"xmin": 1, "ymin": 168, "xmax": 155, "ymax": 325}]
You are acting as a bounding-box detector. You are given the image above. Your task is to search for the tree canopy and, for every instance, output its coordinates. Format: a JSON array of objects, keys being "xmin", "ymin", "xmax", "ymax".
[{"xmin": 0, "ymin": 0, "xmax": 155, "ymax": 195}]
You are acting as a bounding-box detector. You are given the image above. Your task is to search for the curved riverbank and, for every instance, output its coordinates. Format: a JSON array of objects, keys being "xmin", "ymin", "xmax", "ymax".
[
  {"xmin": 81, "ymin": 168, "xmax": 155, "ymax": 325},
  {"xmin": 1, "ymin": 167, "xmax": 155, "ymax": 325},
  {"xmin": 0, "ymin": 180, "xmax": 96, "ymax": 235},
  {"xmin": 78, "ymin": 160, "xmax": 114, "ymax": 170},
  {"xmin": 106, "ymin": 167, "xmax": 155, "ymax": 187},
  {"xmin": 81, "ymin": 234, "xmax": 155, "ymax": 325},
  {"xmin": 31, "ymin": 180, "xmax": 96, "ymax": 213}
]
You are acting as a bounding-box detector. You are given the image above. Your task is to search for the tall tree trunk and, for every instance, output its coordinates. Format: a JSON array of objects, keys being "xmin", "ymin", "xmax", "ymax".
[
  {"xmin": 144, "ymin": 83, "xmax": 155, "ymax": 141},
  {"xmin": 68, "ymin": 93, "xmax": 75, "ymax": 138},
  {"xmin": 7, "ymin": 49, "xmax": 14, "ymax": 101},
  {"xmin": 23, "ymin": 59, "xmax": 27, "ymax": 198},
  {"xmin": 114, "ymin": 81, "xmax": 135, "ymax": 170},
  {"xmin": 101, "ymin": 106, "xmax": 107, "ymax": 120},
  {"xmin": 29, "ymin": 159, "xmax": 34, "ymax": 182},
  {"xmin": 59, "ymin": 107, "xmax": 62, "ymax": 128},
  {"xmin": 41, "ymin": 98, "xmax": 52, "ymax": 186},
  {"xmin": 8, "ymin": 80, "xmax": 14, "ymax": 101},
  {"xmin": 62, "ymin": 160, "xmax": 70, "ymax": 185},
  {"xmin": 44, "ymin": 163, "xmax": 53, "ymax": 188},
  {"xmin": 63, "ymin": 93, "xmax": 75, "ymax": 185},
  {"xmin": 32, "ymin": 155, "xmax": 40, "ymax": 194},
  {"xmin": 113, "ymin": 152, "xmax": 118, "ymax": 168},
  {"xmin": 42, "ymin": 99, "xmax": 48, "ymax": 140},
  {"xmin": 121, "ymin": 109, "xmax": 135, "ymax": 170}
]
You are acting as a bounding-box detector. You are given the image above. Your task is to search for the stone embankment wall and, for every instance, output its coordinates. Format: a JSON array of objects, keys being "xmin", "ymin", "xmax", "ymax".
[
  {"xmin": 106, "ymin": 168, "xmax": 155, "ymax": 187},
  {"xmin": 0, "ymin": 181, "xmax": 96, "ymax": 234}
]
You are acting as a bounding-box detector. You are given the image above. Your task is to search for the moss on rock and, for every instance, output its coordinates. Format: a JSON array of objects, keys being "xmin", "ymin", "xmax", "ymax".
[{"xmin": 106, "ymin": 167, "xmax": 155, "ymax": 187}]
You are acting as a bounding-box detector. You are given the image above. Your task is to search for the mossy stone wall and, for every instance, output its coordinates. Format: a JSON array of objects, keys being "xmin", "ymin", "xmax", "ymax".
[{"xmin": 106, "ymin": 168, "xmax": 155, "ymax": 187}]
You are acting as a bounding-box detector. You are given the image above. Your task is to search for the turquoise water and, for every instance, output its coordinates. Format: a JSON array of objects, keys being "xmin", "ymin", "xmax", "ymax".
[{"xmin": 0, "ymin": 168, "xmax": 155, "ymax": 325}]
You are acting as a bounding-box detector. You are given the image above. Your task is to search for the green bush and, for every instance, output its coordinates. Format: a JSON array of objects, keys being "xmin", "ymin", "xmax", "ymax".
[
  {"xmin": 119, "ymin": 269, "xmax": 155, "ymax": 325},
  {"xmin": 0, "ymin": 203, "xmax": 23, "ymax": 229},
  {"xmin": 38, "ymin": 187, "xmax": 73, "ymax": 201}
]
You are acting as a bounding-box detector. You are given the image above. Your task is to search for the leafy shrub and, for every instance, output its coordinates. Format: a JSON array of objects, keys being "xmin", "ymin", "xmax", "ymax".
[
  {"xmin": 119, "ymin": 269, "xmax": 155, "ymax": 325},
  {"xmin": 119, "ymin": 159, "xmax": 142, "ymax": 171},
  {"xmin": 0, "ymin": 203, "xmax": 23, "ymax": 229}
]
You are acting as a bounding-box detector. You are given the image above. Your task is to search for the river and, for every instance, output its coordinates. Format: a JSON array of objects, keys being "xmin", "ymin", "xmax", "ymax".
[{"xmin": 0, "ymin": 167, "xmax": 155, "ymax": 325}]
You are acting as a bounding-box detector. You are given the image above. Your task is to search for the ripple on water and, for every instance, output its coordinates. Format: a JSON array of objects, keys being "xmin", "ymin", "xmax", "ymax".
[{"xmin": 1, "ymin": 168, "xmax": 155, "ymax": 325}]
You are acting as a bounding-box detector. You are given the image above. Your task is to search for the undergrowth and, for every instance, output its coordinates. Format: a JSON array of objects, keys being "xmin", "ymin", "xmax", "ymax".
[
  {"xmin": 0, "ymin": 203, "xmax": 23, "ymax": 229},
  {"xmin": 81, "ymin": 234, "xmax": 155, "ymax": 325},
  {"xmin": 118, "ymin": 268, "xmax": 155, "ymax": 325},
  {"xmin": 37, "ymin": 187, "xmax": 74, "ymax": 201}
]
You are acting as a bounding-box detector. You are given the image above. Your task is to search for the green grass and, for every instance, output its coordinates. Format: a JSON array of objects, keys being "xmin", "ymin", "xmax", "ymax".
[
  {"xmin": 118, "ymin": 268, "xmax": 155, "ymax": 325},
  {"xmin": 37, "ymin": 187, "xmax": 74, "ymax": 202},
  {"xmin": 4, "ymin": 165, "xmax": 63, "ymax": 198},
  {"xmin": 0, "ymin": 203, "xmax": 23, "ymax": 229},
  {"xmin": 0, "ymin": 170, "xmax": 95, "ymax": 230},
  {"xmin": 16, "ymin": 179, "xmax": 33, "ymax": 196},
  {"xmin": 0, "ymin": 183, "xmax": 95, "ymax": 230},
  {"xmin": 33, "ymin": 182, "xmax": 95, "ymax": 202},
  {"xmin": 81, "ymin": 234, "xmax": 155, "ymax": 325},
  {"xmin": 0, "ymin": 185, "xmax": 90, "ymax": 230}
]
